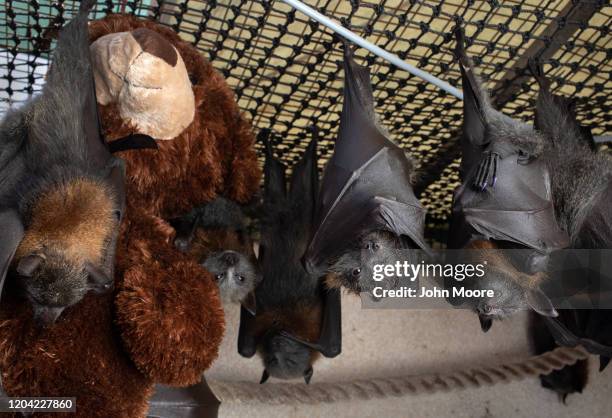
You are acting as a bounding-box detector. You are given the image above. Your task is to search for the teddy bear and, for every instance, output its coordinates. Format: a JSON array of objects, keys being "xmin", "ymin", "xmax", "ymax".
[{"xmin": 0, "ymin": 13, "xmax": 260, "ymax": 417}]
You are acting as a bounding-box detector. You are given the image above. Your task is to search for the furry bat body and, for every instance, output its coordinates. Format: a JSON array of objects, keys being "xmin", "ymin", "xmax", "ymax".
[
  {"xmin": 238, "ymin": 137, "xmax": 341, "ymax": 384},
  {"xmin": 0, "ymin": 0, "xmax": 125, "ymax": 326},
  {"xmin": 447, "ymin": 28, "xmax": 568, "ymax": 331},
  {"xmin": 303, "ymin": 45, "xmax": 429, "ymax": 294},
  {"xmin": 172, "ymin": 197, "xmax": 260, "ymax": 311},
  {"xmin": 527, "ymin": 61, "xmax": 612, "ymax": 400}
]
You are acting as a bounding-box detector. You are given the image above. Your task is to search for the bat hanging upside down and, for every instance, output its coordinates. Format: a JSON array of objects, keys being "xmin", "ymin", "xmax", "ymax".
[
  {"xmin": 302, "ymin": 44, "xmax": 430, "ymax": 296},
  {"xmin": 237, "ymin": 134, "xmax": 341, "ymax": 384},
  {"xmin": 0, "ymin": 0, "xmax": 126, "ymax": 327},
  {"xmin": 171, "ymin": 197, "xmax": 261, "ymax": 313}
]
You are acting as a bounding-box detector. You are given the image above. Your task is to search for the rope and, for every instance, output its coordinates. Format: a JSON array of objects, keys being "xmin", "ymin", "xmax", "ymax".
[{"xmin": 208, "ymin": 346, "xmax": 589, "ymax": 404}]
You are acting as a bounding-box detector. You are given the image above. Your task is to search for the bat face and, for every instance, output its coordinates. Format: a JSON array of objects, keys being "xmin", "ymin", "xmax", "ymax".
[
  {"xmin": 203, "ymin": 250, "xmax": 260, "ymax": 305},
  {"xmin": 16, "ymin": 250, "xmax": 111, "ymax": 327},
  {"xmin": 180, "ymin": 219, "xmax": 260, "ymax": 309},
  {"xmin": 260, "ymin": 333, "xmax": 314, "ymax": 383},
  {"xmin": 326, "ymin": 230, "xmax": 406, "ymax": 294},
  {"xmin": 14, "ymin": 179, "xmax": 118, "ymax": 326},
  {"xmin": 465, "ymin": 265, "xmax": 531, "ymax": 329},
  {"xmin": 449, "ymin": 240, "xmax": 556, "ymax": 331}
]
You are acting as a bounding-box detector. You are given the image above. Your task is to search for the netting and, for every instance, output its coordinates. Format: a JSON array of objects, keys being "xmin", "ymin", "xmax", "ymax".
[{"xmin": 1, "ymin": 0, "xmax": 610, "ymax": 239}]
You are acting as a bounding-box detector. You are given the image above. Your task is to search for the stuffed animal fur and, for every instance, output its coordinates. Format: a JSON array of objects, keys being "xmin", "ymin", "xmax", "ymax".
[{"xmin": 0, "ymin": 14, "xmax": 260, "ymax": 417}]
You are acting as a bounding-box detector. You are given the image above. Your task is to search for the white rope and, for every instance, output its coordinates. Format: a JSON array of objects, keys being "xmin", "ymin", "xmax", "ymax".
[
  {"xmin": 208, "ymin": 346, "xmax": 589, "ymax": 404},
  {"xmin": 280, "ymin": 0, "xmax": 464, "ymax": 100}
]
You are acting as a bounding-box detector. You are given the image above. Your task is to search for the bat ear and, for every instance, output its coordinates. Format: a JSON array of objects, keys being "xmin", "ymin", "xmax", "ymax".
[
  {"xmin": 528, "ymin": 58, "xmax": 549, "ymax": 91},
  {"xmin": 262, "ymin": 130, "xmax": 287, "ymax": 201},
  {"xmin": 85, "ymin": 262, "xmax": 113, "ymax": 293},
  {"xmin": 17, "ymin": 254, "xmax": 45, "ymax": 277},
  {"xmin": 259, "ymin": 370, "xmax": 270, "ymax": 384},
  {"xmin": 526, "ymin": 287, "xmax": 558, "ymax": 317},
  {"xmin": 600, "ymin": 356, "xmax": 610, "ymax": 372},
  {"xmin": 454, "ymin": 26, "xmax": 489, "ymax": 146},
  {"xmin": 303, "ymin": 367, "xmax": 314, "ymax": 385},
  {"xmin": 478, "ymin": 314, "xmax": 493, "ymax": 333}
]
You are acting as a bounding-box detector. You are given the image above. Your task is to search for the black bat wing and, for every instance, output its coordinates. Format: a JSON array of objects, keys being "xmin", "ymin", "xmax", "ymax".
[
  {"xmin": 241, "ymin": 291, "xmax": 257, "ymax": 316},
  {"xmin": 545, "ymin": 316, "xmax": 612, "ymax": 357},
  {"xmin": 0, "ymin": 210, "xmax": 24, "ymax": 302},
  {"xmin": 237, "ymin": 306, "xmax": 257, "ymax": 358},
  {"xmin": 262, "ymin": 134, "xmax": 287, "ymax": 204},
  {"xmin": 304, "ymin": 45, "xmax": 428, "ymax": 273},
  {"xmin": 289, "ymin": 137, "xmax": 319, "ymax": 232},
  {"xmin": 147, "ymin": 377, "xmax": 220, "ymax": 418},
  {"xmin": 238, "ymin": 134, "xmax": 288, "ymax": 357},
  {"xmin": 317, "ymin": 286, "xmax": 342, "ymax": 357}
]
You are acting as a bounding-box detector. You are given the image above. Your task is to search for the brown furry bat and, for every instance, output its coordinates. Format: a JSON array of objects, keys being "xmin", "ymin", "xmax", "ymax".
[{"xmin": 0, "ymin": 0, "xmax": 122, "ymax": 327}]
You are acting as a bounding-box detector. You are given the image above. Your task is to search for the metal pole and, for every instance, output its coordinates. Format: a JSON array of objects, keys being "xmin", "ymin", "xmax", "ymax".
[{"xmin": 280, "ymin": 0, "xmax": 464, "ymax": 100}]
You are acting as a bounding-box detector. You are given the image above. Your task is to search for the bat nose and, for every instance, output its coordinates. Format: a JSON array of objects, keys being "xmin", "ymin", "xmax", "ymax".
[{"xmin": 222, "ymin": 251, "xmax": 239, "ymax": 266}]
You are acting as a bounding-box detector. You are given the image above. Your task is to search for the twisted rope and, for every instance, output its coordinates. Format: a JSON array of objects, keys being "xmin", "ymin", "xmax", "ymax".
[{"xmin": 208, "ymin": 346, "xmax": 589, "ymax": 404}]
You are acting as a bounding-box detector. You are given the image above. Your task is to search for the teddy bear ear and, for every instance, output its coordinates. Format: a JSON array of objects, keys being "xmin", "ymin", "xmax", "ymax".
[
  {"xmin": 90, "ymin": 27, "xmax": 195, "ymax": 140},
  {"xmin": 131, "ymin": 28, "xmax": 178, "ymax": 67}
]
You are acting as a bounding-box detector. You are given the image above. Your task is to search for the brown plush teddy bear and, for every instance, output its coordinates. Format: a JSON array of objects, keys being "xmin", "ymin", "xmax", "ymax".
[{"xmin": 0, "ymin": 14, "xmax": 260, "ymax": 417}]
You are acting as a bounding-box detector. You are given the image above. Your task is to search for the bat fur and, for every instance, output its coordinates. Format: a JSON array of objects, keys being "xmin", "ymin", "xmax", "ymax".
[{"xmin": 0, "ymin": 0, "xmax": 119, "ymax": 326}]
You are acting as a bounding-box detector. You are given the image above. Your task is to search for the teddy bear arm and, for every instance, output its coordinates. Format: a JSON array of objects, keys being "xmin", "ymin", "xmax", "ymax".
[{"xmin": 115, "ymin": 212, "xmax": 225, "ymax": 386}]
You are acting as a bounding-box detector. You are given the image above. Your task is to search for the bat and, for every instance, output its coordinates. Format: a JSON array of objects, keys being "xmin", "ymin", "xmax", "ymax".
[
  {"xmin": 528, "ymin": 60, "xmax": 612, "ymax": 399},
  {"xmin": 447, "ymin": 27, "xmax": 570, "ymax": 330},
  {"xmin": 0, "ymin": 0, "xmax": 125, "ymax": 327},
  {"xmin": 237, "ymin": 135, "xmax": 341, "ymax": 384},
  {"xmin": 530, "ymin": 60, "xmax": 596, "ymax": 151},
  {"xmin": 171, "ymin": 197, "xmax": 261, "ymax": 314},
  {"xmin": 302, "ymin": 44, "xmax": 430, "ymax": 295},
  {"xmin": 530, "ymin": 311, "xmax": 589, "ymax": 403}
]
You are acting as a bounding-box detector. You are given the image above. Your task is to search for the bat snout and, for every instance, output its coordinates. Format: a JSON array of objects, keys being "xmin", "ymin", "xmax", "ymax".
[{"xmin": 221, "ymin": 251, "xmax": 240, "ymax": 266}]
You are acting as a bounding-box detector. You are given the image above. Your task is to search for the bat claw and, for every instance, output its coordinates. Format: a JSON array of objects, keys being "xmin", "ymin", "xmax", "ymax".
[{"xmin": 472, "ymin": 152, "xmax": 499, "ymax": 192}]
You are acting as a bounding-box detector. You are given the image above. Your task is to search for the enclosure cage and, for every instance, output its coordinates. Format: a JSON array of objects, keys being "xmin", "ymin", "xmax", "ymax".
[{"xmin": 1, "ymin": 0, "xmax": 610, "ymax": 243}]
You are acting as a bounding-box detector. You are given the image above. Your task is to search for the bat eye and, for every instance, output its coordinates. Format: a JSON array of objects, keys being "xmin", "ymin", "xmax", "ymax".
[
  {"xmin": 216, "ymin": 274, "xmax": 223, "ymax": 280},
  {"xmin": 236, "ymin": 275, "xmax": 245, "ymax": 282},
  {"xmin": 351, "ymin": 268, "xmax": 361, "ymax": 277},
  {"xmin": 517, "ymin": 150, "xmax": 532, "ymax": 165}
]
